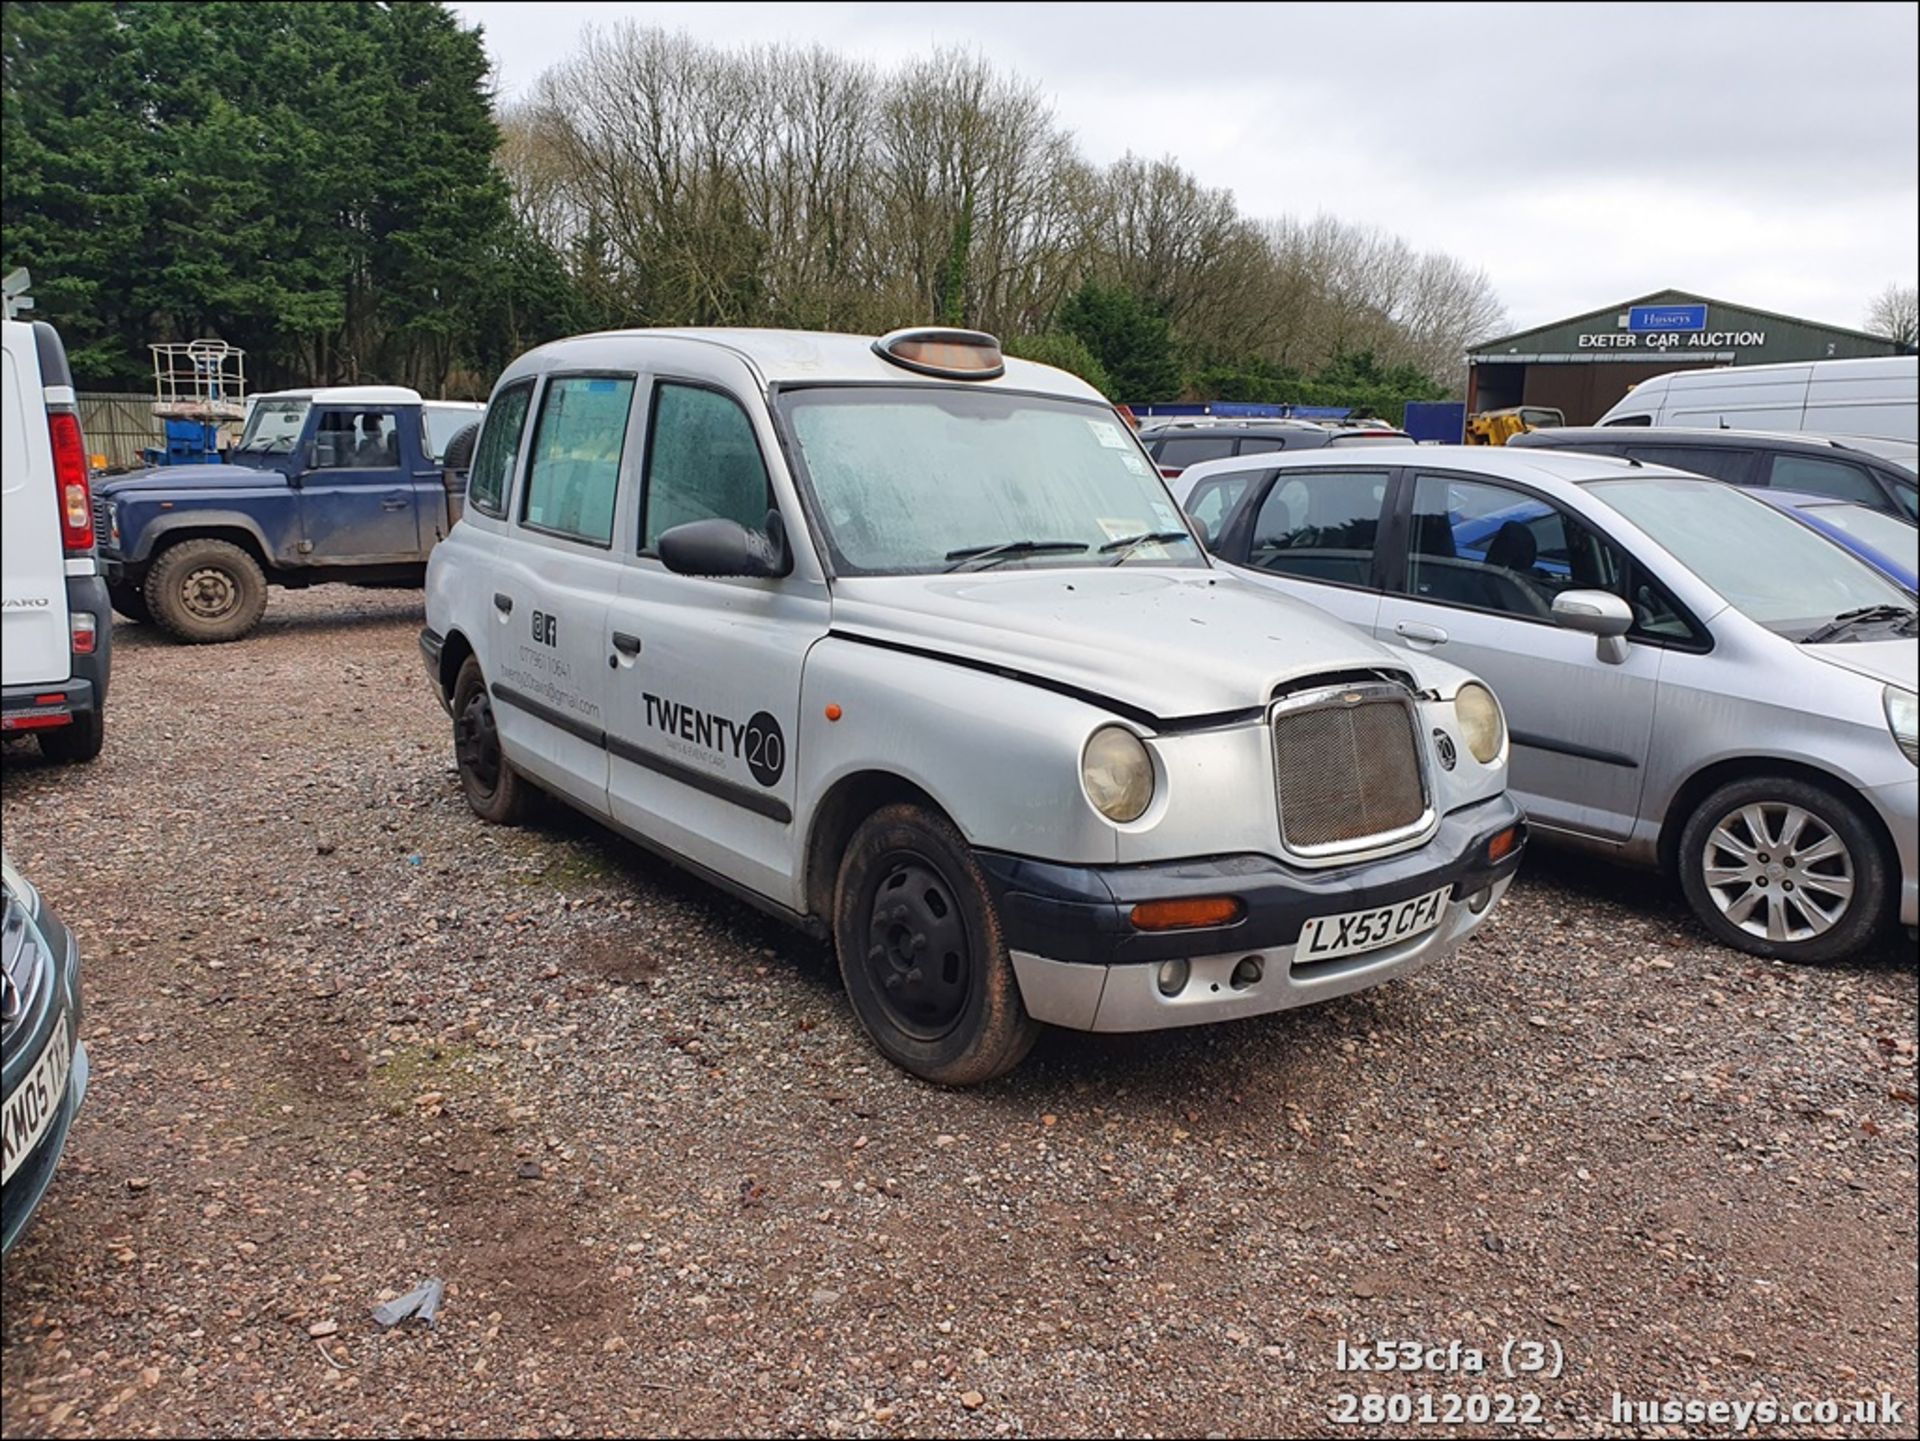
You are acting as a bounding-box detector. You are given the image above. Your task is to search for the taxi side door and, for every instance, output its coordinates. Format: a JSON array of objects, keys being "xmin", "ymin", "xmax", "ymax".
[
  {"xmin": 603, "ymin": 354, "xmax": 831, "ymax": 911},
  {"xmin": 482, "ymin": 372, "xmax": 639, "ymax": 817}
]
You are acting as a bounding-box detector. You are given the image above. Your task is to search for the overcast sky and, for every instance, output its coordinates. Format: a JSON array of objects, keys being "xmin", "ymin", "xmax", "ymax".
[{"xmin": 452, "ymin": 1, "xmax": 1918, "ymax": 336}]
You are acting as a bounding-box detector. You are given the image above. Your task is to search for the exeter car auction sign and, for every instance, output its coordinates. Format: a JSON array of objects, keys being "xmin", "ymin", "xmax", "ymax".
[{"xmin": 1579, "ymin": 305, "xmax": 1766, "ymax": 352}]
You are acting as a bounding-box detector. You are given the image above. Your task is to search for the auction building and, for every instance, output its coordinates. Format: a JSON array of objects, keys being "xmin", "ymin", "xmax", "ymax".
[{"xmin": 1466, "ymin": 288, "xmax": 1911, "ymax": 425}]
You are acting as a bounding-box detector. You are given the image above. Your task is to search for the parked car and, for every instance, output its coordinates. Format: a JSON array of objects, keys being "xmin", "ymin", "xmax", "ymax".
[
  {"xmin": 421, "ymin": 327, "xmax": 1525, "ymax": 1084},
  {"xmin": 95, "ymin": 385, "xmax": 475, "ymax": 643},
  {"xmin": 1749, "ymin": 491, "xmax": 1918, "ymax": 593},
  {"xmin": 1174, "ymin": 444, "xmax": 1917, "ymax": 962},
  {"xmin": 2, "ymin": 310, "xmax": 112, "ymax": 761},
  {"xmin": 421, "ymin": 400, "xmax": 486, "ymax": 464},
  {"xmin": 1138, "ymin": 418, "xmax": 1410, "ymax": 479},
  {"xmin": 3, "ymin": 854, "xmax": 89, "ymax": 1255},
  {"xmin": 1593, "ymin": 354, "xmax": 1918, "ymax": 441},
  {"xmin": 1510, "ymin": 425, "xmax": 1918, "ymax": 519}
]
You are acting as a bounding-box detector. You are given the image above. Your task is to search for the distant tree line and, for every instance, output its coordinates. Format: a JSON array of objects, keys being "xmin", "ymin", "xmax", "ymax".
[{"xmin": 3, "ymin": 6, "xmax": 1507, "ymax": 416}]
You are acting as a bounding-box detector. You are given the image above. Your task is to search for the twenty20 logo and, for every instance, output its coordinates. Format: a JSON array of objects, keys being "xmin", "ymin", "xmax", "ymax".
[{"xmin": 530, "ymin": 609, "xmax": 557, "ymax": 646}]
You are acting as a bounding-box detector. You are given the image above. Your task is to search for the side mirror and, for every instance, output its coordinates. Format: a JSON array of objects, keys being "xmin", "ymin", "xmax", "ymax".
[
  {"xmin": 658, "ymin": 513, "xmax": 791, "ymax": 580},
  {"xmin": 1552, "ymin": 589, "xmax": 1633, "ymax": 665}
]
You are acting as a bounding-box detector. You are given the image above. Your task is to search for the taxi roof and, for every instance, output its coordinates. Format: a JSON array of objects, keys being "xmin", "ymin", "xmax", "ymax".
[{"xmin": 544, "ymin": 327, "xmax": 1108, "ymax": 400}]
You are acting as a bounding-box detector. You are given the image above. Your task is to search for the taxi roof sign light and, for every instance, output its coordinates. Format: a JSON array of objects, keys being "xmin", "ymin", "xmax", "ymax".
[{"xmin": 873, "ymin": 327, "xmax": 1005, "ymax": 380}]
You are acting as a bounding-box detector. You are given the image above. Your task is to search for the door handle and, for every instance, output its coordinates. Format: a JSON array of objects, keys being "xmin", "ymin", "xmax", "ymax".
[
  {"xmin": 1395, "ymin": 620, "xmax": 1449, "ymax": 646},
  {"xmin": 611, "ymin": 631, "xmax": 642, "ymax": 657},
  {"xmin": 493, "ymin": 592, "xmax": 513, "ymax": 614},
  {"xmin": 381, "ymin": 498, "xmax": 408, "ymax": 511}
]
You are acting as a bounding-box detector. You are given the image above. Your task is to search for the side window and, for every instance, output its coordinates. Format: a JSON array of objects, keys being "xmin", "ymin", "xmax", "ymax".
[
  {"xmin": 641, "ymin": 383, "xmax": 773, "ymax": 553},
  {"xmin": 1766, "ymin": 454, "xmax": 1886, "ymax": 506},
  {"xmin": 1247, "ymin": 469, "xmax": 1390, "ymax": 587},
  {"xmin": 1890, "ymin": 476, "xmax": 1917, "ymax": 520},
  {"xmin": 467, "ymin": 380, "xmax": 535, "ymax": 519},
  {"xmin": 521, "ymin": 375, "xmax": 636, "ymax": 546},
  {"xmin": 1602, "ymin": 413, "xmax": 1653, "ymax": 427},
  {"xmin": 1156, "ymin": 436, "xmax": 1236, "ymax": 469},
  {"xmin": 1403, "ymin": 475, "xmax": 1621, "ymax": 621},
  {"xmin": 1235, "ymin": 437, "xmax": 1288, "ymax": 456},
  {"xmin": 1623, "ymin": 445, "xmax": 1752, "ymax": 483},
  {"xmin": 311, "ymin": 410, "xmax": 398, "ymax": 470},
  {"xmin": 1182, "ymin": 469, "xmax": 1262, "ymax": 542}
]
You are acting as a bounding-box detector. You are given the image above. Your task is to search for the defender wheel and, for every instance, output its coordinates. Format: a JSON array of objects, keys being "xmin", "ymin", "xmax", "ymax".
[
  {"xmin": 37, "ymin": 709, "xmax": 105, "ymax": 764},
  {"xmin": 145, "ymin": 538, "xmax": 268, "ymax": 643},
  {"xmin": 107, "ymin": 581, "xmax": 151, "ymax": 624},
  {"xmin": 1678, "ymin": 776, "xmax": 1889, "ymax": 963},
  {"xmin": 833, "ymin": 803, "xmax": 1040, "ymax": 1086},
  {"xmin": 452, "ymin": 656, "xmax": 530, "ymax": 824}
]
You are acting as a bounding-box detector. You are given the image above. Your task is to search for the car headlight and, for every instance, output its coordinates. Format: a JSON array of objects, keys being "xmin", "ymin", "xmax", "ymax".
[
  {"xmin": 1887, "ymin": 686, "xmax": 1918, "ymax": 766},
  {"xmin": 1454, "ymin": 682, "xmax": 1506, "ymax": 766},
  {"xmin": 1082, "ymin": 725, "xmax": 1154, "ymax": 822}
]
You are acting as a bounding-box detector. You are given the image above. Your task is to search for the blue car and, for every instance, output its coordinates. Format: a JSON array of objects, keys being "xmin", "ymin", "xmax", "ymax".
[{"xmin": 1753, "ymin": 490, "xmax": 1918, "ymax": 593}]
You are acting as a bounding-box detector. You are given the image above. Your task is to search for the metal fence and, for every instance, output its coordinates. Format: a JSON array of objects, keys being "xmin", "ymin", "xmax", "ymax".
[{"xmin": 78, "ymin": 392, "xmax": 162, "ymax": 470}]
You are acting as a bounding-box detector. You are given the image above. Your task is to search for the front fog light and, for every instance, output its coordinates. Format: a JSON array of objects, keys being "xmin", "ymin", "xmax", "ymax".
[
  {"xmin": 1082, "ymin": 725, "xmax": 1154, "ymax": 822},
  {"xmin": 1454, "ymin": 682, "xmax": 1505, "ymax": 765},
  {"xmin": 1886, "ymin": 686, "xmax": 1918, "ymax": 766},
  {"xmin": 1156, "ymin": 958, "xmax": 1190, "ymax": 997},
  {"xmin": 1467, "ymin": 886, "xmax": 1494, "ymax": 915}
]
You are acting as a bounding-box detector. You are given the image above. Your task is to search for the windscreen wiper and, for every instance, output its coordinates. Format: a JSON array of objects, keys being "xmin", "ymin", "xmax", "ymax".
[
  {"xmin": 942, "ymin": 539, "xmax": 1088, "ymax": 573},
  {"xmin": 1801, "ymin": 603, "xmax": 1918, "ymax": 644},
  {"xmin": 1098, "ymin": 530, "xmax": 1196, "ymax": 564}
]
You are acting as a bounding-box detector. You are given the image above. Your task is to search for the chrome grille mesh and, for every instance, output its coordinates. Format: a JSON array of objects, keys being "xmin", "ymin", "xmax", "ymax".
[{"xmin": 1272, "ymin": 696, "xmax": 1426, "ymax": 851}]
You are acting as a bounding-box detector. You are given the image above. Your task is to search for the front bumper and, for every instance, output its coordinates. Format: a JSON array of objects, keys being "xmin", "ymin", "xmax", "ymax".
[
  {"xmin": 2, "ymin": 893, "xmax": 88, "ymax": 1256},
  {"xmin": 980, "ymin": 794, "xmax": 1524, "ymax": 1033},
  {"xmin": 1867, "ymin": 774, "xmax": 1918, "ymax": 929}
]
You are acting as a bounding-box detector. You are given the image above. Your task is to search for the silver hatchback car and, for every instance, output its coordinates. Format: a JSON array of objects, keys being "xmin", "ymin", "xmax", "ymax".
[{"xmin": 1175, "ymin": 445, "xmax": 1918, "ymax": 963}]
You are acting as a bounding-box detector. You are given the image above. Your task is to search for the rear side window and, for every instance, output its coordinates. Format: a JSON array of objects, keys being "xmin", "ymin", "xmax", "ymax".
[
  {"xmin": 467, "ymin": 381, "xmax": 534, "ymax": 518},
  {"xmin": 1623, "ymin": 445, "xmax": 1752, "ymax": 483},
  {"xmin": 1766, "ymin": 454, "xmax": 1886, "ymax": 507},
  {"xmin": 1235, "ymin": 437, "xmax": 1289, "ymax": 455},
  {"xmin": 1247, "ymin": 470, "xmax": 1390, "ymax": 587},
  {"xmin": 521, "ymin": 375, "xmax": 636, "ymax": 546},
  {"xmin": 1182, "ymin": 469, "xmax": 1263, "ymax": 541},
  {"xmin": 1155, "ymin": 436, "xmax": 1236, "ymax": 468},
  {"xmin": 641, "ymin": 383, "xmax": 773, "ymax": 553}
]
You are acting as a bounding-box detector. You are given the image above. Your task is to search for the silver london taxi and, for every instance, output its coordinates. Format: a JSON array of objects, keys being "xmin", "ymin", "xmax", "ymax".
[{"xmin": 420, "ymin": 328, "xmax": 1525, "ymax": 1085}]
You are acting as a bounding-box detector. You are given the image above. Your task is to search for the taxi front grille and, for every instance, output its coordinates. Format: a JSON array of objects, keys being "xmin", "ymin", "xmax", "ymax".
[{"xmin": 1271, "ymin": 685, "xmax": 1429, "ymax": 855}]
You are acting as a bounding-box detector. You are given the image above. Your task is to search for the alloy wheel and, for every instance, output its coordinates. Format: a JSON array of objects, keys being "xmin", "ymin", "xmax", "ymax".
[{"xmin": 1700, "ymin": 801, "xmax": 1855, "ymax": 943}]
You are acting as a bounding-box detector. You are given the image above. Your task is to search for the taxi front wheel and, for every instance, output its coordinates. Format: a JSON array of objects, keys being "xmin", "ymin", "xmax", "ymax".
[
  {"xmin": 452, "ymin": 656, "xmax": 531, "ymax": 825},
  {"xmin": 833, "ymin": 803, "xmax": 1040, "ymax": 1086}
]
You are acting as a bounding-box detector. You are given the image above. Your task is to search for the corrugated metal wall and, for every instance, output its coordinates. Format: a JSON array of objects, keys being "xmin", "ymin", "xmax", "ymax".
[{"xmin": 78, "ymin": 392, "xmax": 161, "ymax": 469}]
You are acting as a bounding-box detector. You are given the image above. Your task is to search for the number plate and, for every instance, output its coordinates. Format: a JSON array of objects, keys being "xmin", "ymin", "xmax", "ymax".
[
  {"xmin": 2, "ymin": 1014, "xmax": 72, "ymax": 1186},
  {"xmin": 1296, "ymin": 887, "xmax": 1449, "ymax": 963}
]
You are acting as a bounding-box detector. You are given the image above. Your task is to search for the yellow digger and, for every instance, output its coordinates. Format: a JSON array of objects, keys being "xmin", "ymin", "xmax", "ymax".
[{"xmin": 1465, "ymin": 405, "xmax": 1564, "ymax": 445}]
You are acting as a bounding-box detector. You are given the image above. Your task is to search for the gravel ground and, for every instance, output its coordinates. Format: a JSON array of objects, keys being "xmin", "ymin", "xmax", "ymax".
[{"xmin": 1, "ymin": 586, "xmax": 1915, "ymax": 1440}]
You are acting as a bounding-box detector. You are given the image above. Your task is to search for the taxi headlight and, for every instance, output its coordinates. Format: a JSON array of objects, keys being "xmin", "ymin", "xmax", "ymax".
[
  {"xmin": 1887, "ymin": 686, "xmax": 1918, "ymax": 766},
  {"xmin": 1454, "ymin": 682, "xmax": 1505, "ymax": 766},
  {"xmin": 1082, "ymin": 725, "xmax": 1154, "ymax": 823}
]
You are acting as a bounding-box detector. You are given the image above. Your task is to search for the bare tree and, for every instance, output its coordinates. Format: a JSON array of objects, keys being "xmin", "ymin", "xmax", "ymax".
[{"xmin": 1865, "ymin": 283, "xmax": 1918, "ymax": 347}]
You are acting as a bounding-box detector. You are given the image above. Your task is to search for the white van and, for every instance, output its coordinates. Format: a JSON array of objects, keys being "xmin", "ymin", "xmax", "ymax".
[
  {"xmin": 1596, "ymin": 355, "xmax": 1918, "ymax": 440},
  {"xmin": 2, "ymin": 312, "xmax": 112, "ymax": 761}
]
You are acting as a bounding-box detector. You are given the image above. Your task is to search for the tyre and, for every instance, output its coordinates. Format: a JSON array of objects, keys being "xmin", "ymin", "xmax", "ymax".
[
  {"xmin": 107, "ymin": 581, "xmax": 151, "ymax": 624},
  {"xmin": 441, "ymin": 421, "xmax": 480, "ymax": 473},
  {"xmin": 37, "ymin": 709, "xmax": 104, "ymax": 764},
  {"xmin": 832, "ymin": 803, "xmax": 1040, "ymax": 1085},
  {"xmin": 451, "ymin": 656, "xmax": 530, "ymax": 824},
  {"xmin": 1678, "ymin": 775, "xmax": 1889, "ymax": 963},
  {"xmin": 144, "ymin": 538, "xmax": 268, "ymax": 643}
]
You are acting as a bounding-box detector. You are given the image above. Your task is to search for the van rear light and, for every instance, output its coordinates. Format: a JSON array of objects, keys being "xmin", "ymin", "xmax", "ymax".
[
  {"xmin": 71, "ymin": 612, "xmax": 98, "ymax": 655},
  {"xmin": 49, "ymin": 410, "xmax": 93, "ymax": 553}
]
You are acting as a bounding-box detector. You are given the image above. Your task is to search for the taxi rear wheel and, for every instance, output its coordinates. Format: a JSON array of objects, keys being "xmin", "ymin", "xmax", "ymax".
[
  {"xmin": 833, "ymin": 803, "xmax": 1039, "ymax": 1086},
  {"xmin": 452, "ymin": 656, "xmax": 530, "ymax": 824}
]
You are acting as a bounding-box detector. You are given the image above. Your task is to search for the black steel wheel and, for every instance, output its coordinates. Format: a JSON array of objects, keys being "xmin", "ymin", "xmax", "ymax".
[
  {"xmin": 834, "ymin": 803, "xmax": 1039, "ymax": 1085},
  {"xmin": 451, "ymin": 656, "xmax": 530, "ymax": 824}
]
